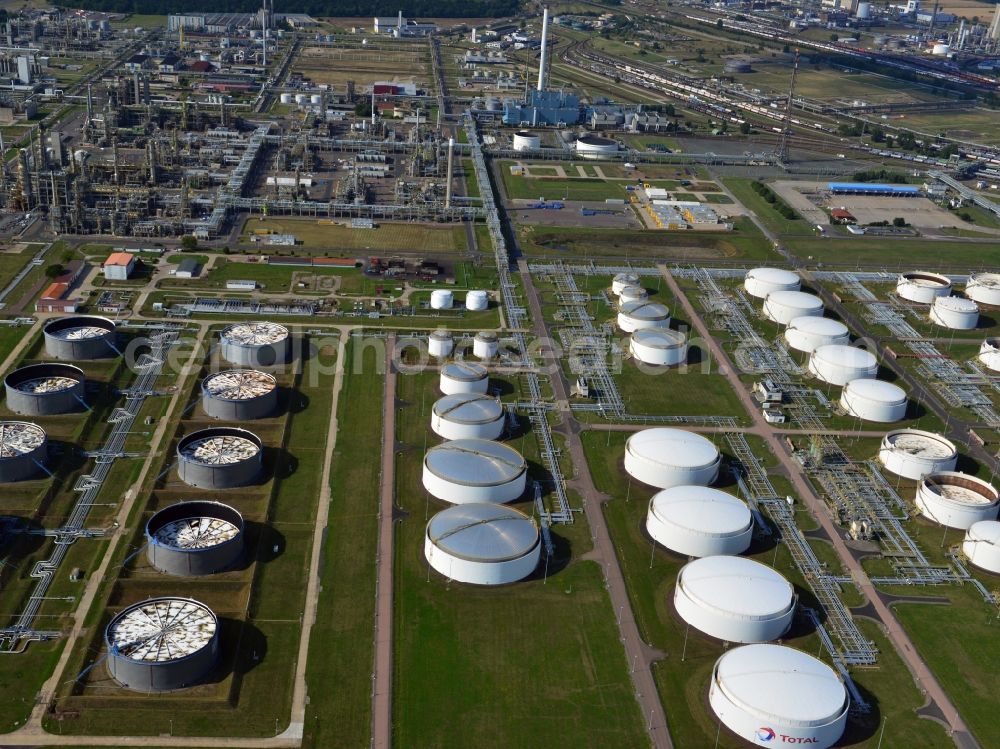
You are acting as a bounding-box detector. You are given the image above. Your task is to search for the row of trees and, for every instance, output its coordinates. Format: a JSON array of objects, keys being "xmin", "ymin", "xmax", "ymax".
[
  {"xmin": 70, "ymin": 0, "xmax": 517, "ymax": 16},
  {"xmin": 750, "ymin": 181, "xmax": 800, "ymax": 221}
]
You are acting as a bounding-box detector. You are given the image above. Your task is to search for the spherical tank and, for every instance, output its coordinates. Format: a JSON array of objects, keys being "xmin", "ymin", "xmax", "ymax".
[
  {"xmin": 916, "ymin": 471, "xmax": 999, "ymax": 529},
  {"xmin": 176, "ymin": 427, "xmax": 263, "ymax": 489},
  {"xmin": 879, "ymin": 429, "xmax": 957, "ymax": 480},
  {"xmin": 744, "ymin": 267, "xmax": 800, "ymax": 300},
  {"xmin": 439, "ymin": 361, "xmax": 488, "ymax": 395},
  {"xmin": 43, "ymin": 316, "xmax": 117, "ymax": 360},
  {"xmin": 424, "ymin": 503, "xmax": 540, "ymax": 584},
  {"xmin": 105, "ymin": 597, "xmax": 220, "ymax": 692},
  {"xmin": 808, "ymin": 344, "xmax": 878, "ymax": 386},
  {"xmin": 219, "ymin": 322, "xmax": 289, "ymax": 367},
  {"xmin": 784, "ymin": 316, "xmax": 850, "ymax": 354},
  {"xmin": 630, "ymin": 328, "xmax": 688, "ymax": 366},
  {"xmin": 840, "ymin": 379, "xmax": 907, "ymax": 422},
  {"xmin": 675, "ymin": 556, "xmax": 795, "ymax": 642},
  {"xmin": 763, "ymin": 290, "xmax": 823, "ymax": 325},
  {"xmin": 930, "ymin": 296, "xmax": 979, "ymax": 330},
  {"xmin": 145, "ymin": 501, "xmax": 245, "ymax": 576},
  {"xmin": 709, "ymin": 644, "xmax": 848, "ymax": 749},
  {"xmin": 645, "ymin": 486, "xmax": 752, "ymax": 557},
  {"xmin": 422, "ymin": 438, "xmax": 527, "ymax": 504},
  {"xmin": 431, "ymin": 393, "xmax": 505, "ymax": 440},
  {"xmin": 624, "ymin": 428, "xmax": 720, "ymax": 489},
  {"xmin": 4, "ymin": 363, "xmax": 86, "ymax": 416},
  {"xmin": 896, "ymin": 271, "xmax": 952, "ymax": 304},
  {"xmin": 201, "ymin": 369, "xmax": 277, "ymax": 421}
]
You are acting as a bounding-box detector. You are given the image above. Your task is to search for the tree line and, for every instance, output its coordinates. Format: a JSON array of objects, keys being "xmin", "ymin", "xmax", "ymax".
[{"xmin": 65, "ymin": 0, "xmax": 518, "ymax": 17}]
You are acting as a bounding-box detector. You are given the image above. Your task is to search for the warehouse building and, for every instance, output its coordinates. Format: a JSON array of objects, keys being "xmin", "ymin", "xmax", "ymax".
[{"xmin": 103, "ymin": 252, "xmax": 135, "ymax": 280}]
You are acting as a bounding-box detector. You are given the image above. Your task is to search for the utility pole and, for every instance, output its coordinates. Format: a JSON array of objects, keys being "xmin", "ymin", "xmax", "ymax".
[{"xmin": 779, "ymin": 48, "xmax": 799, "ymax": 164}]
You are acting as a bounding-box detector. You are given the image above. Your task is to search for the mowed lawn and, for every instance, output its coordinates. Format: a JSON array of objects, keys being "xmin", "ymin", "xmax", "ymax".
[{"xmin": 240, "ymin": 218, "xmax": 467, "ymax": 252}]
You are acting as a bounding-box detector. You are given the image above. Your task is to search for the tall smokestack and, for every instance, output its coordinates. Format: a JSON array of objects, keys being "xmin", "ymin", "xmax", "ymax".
[
  {"xmin": 445, "ymin": 137, "xmax": 454, "ymax": 208},
  {"xmin": 537, "ymin": 7, "xmax": 549, "ymax": 92},
  {"xmin": 398, "ymin": 10, "xmax": 403, "ymax": 30}
]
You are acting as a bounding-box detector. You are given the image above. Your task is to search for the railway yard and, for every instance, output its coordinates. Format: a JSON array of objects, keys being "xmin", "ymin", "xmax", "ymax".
[{"xmin": 0, "ymin": 1, "xmax": 1000, "ymax": 748}]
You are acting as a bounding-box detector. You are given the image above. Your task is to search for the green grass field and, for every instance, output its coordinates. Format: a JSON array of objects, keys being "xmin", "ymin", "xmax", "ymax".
[
  {"xmin": 240, "ymin": 219, "xmax": 467, "ymax": 253},
  {"xmin": 784, "ymin": 235, "xmax": 1000, "ymax": 270}
]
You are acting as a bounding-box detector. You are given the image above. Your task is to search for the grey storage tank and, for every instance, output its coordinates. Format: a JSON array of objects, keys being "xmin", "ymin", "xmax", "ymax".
[
  {"xmin": 4, "ymin": 363, "xmax": 86, "ymax": 415},
  {"xmin": 201, "ymin": 369, "xmax": 277, "ymax": 421},
  {"xmin": 177, "ymin": 427, "xmax": 263, "ymax": 489},
  {"xmin": 219, "ymin": 322, "xmax": 289, "ymax": 366},
  {"xmin": 105, "ymin": 597, "xmax": 220, "ymax": 692},
  {"xmin": 0, "ymin": 421, "xmax": 48, "ymax": 482},
  {"xmin": 43, "ymin": 316, "xmax": 117, "ymax": 360},
  {"xmin": 145, "ymin": 500, "xmax": 245, "ymax": 576}
]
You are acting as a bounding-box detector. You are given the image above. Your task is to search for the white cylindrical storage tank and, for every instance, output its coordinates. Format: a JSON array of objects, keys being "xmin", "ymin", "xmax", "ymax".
[
  {"xmin": 916, "ymin": 471, "xmax": 999, "ymax": 529},
  {"xmin": 624, "ymin": 428, "xmax": 721, "ymax": 489},
  {"xmin": 618, "ymin": 285, "xmax": 648, "ymax": 305},
  {"xmin": 966, "ymin": 272, "xmax": 1000, "ymax": 306},
  {"xmin": 617, "ymin": 300, "xmax": 670, "ymax": 333},
  {"xmin": 428, "ymin": 330, "xmax": 454, "ymax": 359},
  {"xmin": 962, "ymin": 520, "xmax": 1000, "ymax": 574},
  {"xmin": 425, "ymin": 503, "xmax": 539, "ymax": 584},
  {"xmin": 575, "ymin": 134, "xmax": 618, "ymax": 159},
  {"xmin": 932, "ymin": 42, "xmax": 950, "ymax": 55},
  {"xmin": 879, "ymin": 429, "xmax": 957, "ymax": 480},
  {"xmin": 763, "ymin": 290, "xmax": 823, "ymax": 325},
  {"xmin": 279, "ymin": 92, "xmax": 293, "ymax": 104},
  {"xmin": 646, "ymin": 486, "xmax": 752, "ymax": 557},
  {"xmin": 896, "ymin": 271, "xmax": 952, "ymax": 304},
  {"xmin": 979, "ymin": 338, "xmax": 1000, "ymax": 373},
  {"xmin": 465, "ymin": 290, "xmax": 488, "ymax": 311},
  {"xmin": 808, "ymin": 344, "xmax": 877, "ymax": 386},
  {"xmin": 930, "ymin": 296, "xmax": 979, "ymax": 330},
  {"xmin": 431, "ymin": 393, "xmax": 505, "ymax": 440},
  {"xmin": 219, "ymin": 322, "xmax": 289, "ymax": 367},
  {"xmin": 422, "ymin": 438, "xmax": 527, "ymax": 504},
  {"xmin": 784, "ymin": 316, "xmax": 850, "ymax": 354},
  {"xmin": 840, "ymin": 379, "xmax": 907, "ymax": 422},
  {"xmin": 294, "ymin": 93, "xmax": 307, "ymax": 104},
  {"xmin": 511, "ymin": 130, "xmax": 540, "ymax": 151},
  {"xmin": 709, "ymin": 644, "xmax": 849, "ymax": 749},
  {"xmin": 612, "ymin": 272, "xmax": 640, "ymax": 296},
  {"xmin": 744, "ymin": 267, "xmax": 800, "ymax": 300},
  {"xmin": 439, "ymin": 362, "xmax": 488, "ymax": 395},
  {"xmin": 630, "ymin": 328, "xmax": 688, "ymax": 366},
  {"xmin": 473, "ymin": 332, "xmax": 499, "ymax": 360},
  {"xmin": 675, "ymin": 556, "xmax": 795, "ymax": 642},
  {"xmin": 310, "ymin": 94, "xmax": 323, "ymax": 105},
  {"xmin": 430, "ymin": 289, "xmax": 454, "ymax": 310}
]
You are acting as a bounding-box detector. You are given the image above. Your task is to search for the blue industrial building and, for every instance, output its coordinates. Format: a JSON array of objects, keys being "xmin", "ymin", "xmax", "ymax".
[
  {"xmin": 828, "ymin": 182, "xmax": 921, "ymax": 196},
  {"xmin": 503, "ymin": 89, "xmax": 582, "ymax": 126}
]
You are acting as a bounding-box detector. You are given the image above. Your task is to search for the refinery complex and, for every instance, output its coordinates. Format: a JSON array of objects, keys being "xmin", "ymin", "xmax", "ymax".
[{"xmin": 0, "ymin": 0, "xmax": 1000, "ymax": 748}]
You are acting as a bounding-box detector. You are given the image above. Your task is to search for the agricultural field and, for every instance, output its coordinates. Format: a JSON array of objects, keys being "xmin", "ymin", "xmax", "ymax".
[
  {"xmin": 293, "ymin": 45, "xmax": 429, "ymax": 88},
  {"xmin": 238, "ymin": 218, "xmax": 468, "ymax": 253}
]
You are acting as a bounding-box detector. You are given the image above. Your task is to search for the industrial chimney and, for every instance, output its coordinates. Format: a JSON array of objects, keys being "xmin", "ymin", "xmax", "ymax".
[{"xmin": 537, "ymin": 7, "xmax": 549, "ymax": 92}]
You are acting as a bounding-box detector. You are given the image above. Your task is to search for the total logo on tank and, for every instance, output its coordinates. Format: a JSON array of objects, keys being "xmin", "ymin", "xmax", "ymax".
[{"xmin": 755, "ymin": 727, "xmax": 819, "ymax": 744}]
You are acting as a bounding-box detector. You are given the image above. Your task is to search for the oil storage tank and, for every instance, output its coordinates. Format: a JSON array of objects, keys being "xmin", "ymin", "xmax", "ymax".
[
  {"xmin": 439, "ymin": 361, "xmax": 489, "ymax": 395},
  {"xmin": 146, "ymin": 501, "xmax": 245, "ymax": 576},
  {"xmin": 840, "ymin": 379, "xmax": 907, "ymax": 422},
  {"xmin": 473, "ymin": 332, "xmax": 499, "ymax": 359},
  {"xmin": 219, "ymin": 322, "xmax": 289, "ymax": 366},
  {"xmin": 428, "ymin": 331, "xmax": 455, "ymax": 359},
  {"xmin": 431, "ymin": 393, "xmax": 505, "ymax": 440},
  {"xmin": 617, "ymin": 300, "xmax": 670, "ymax": 333},
  {"xmin": 430, "ymin": 289, "xmax": 453, "ymax": 310},
  {"xmin": 962, "ymin": 520, "xmax": 1000, "ymax": 574},
  {"xmin": 424, "ymin": 503, "xmax": 540, "ymax": 584},
  {"xmin": 916, "ymin": 471, "xmax": 999, "ymax": 529},
  {"xmin": 511, "ymin": 131, "xmax": 540, "ymax": 151},
  {"xmin": 422, "ymin": 438, "xmax": 527, "ymax": 504},
  {"xmin": 177, "ymin": 427, "xmax": 263, "ymax": 489},
  {"xmin": 645, "ymin": 486, "xmax": 752, "ymax": 557},
  {"xmin": 709, "ymin": 644, "xmax": 849, "ymax": 749},
  {"xmin": 465, "ymin": 290, "xmax": 489, "ymax": 311},
  {"xmin": 105, "ymin": 597, "xmax": 220, "ymax": 692},
  {"xmin": 0, "ymin": 421, "xmax": 48, "ymax": 482},
  {"xmin": 575, "ymin": 134, "xmax": 618, "ymax": 159},
  {"xmin": 43, "ymin": 316, "xmax": 117, "ymax": 360},
  {"xmin": 618, "ymin": 285, "xmax": 648, "ymax": 305},
  {"xmin": 879, "ymin": 429, "xmax": 957, "ymax": 480},
  {"xmin": 808, "ymin": 344, "xmax": 877, "ymax": 386},
  {"xmin": 784, "ymin": 316, "xmax": 849, "ymax": 354},
  {"xmin": 4, "ymin": 363, "xmax": 85, "ymax": 415},
  {"xmin": 612, "ymin": 272, "xmax": 640, "ymax": 296},
  {"xmin": 201, "ymin": 370, "xmax": 277, "ymax": 421},
  {"xmin": 979, "ymin": 338, "xmax": 1000, "ymax": 372},
  {"xmin": 675, "ymin": 556, "xmax": 795, "ymax": 642},
  {"xmin": 930, "ymin": 296, "xmax": 979, "ymax": 330},
  {"xmin": 624, "ymin": 428, "xmax": 720, "ymax": 489},
  {"xmin": 630, "ymin": 328, "xmax": 688, "ymax": 366},
  {"xmin": 763, "ymin": 290, "xmax": 822, "ymax": 325},
  {"xmin": 966, "ymin": 272, "xmax": 1000, "ymax": 306},
  {"xmin": 896, "ymin": 271, "xmax": 952, "ymax": 304},
  {"xmin": 744, "ymin": 267, "xmax": 800, "ymax": 300}
]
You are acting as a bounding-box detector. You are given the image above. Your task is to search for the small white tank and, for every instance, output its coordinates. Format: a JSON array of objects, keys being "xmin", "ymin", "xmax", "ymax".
[
  {"xmin": 430, "ymin": 289, "xmax": 454, "ymax": 310},
  {"xmin": 294, "ymin": 93, "xmax": 308, "ymax": 104},
  {"xmin": 280, "ymin": 93, "xmax": 293, "ymax": 104},
  {"xmin": 930, "ymin": 296, "xmax": 978, "ymax": 330},
  {"xmin": 763, "ymin": 290, "xmax": 823, "ymax": 325},
  {"xmin": 612, "ymin": 272, "xmax": 640, "ymax": 296},
  {"xmin": 428, "ymin": 331, "xmax": 454, "ymax": 359},
  {"xmin": 310, "ymin": 94, "xmax": 323, "ymax": 105},
  {"xmin": 473, "ymin": 332, "xmax": 499, "ymax": 360},
  {"xmin": 618, "ymin": 286, "xmax": 648, "ymax": 305},
  {"xmin": 465, "ymin": 290, "xmax": 489, "ymax": 311},
  {"xmin": 840, "ymin": 379, "xmax": 907, "ymax": 422},
  {"xmin": 979, "ymin": 338, "xmax": 1000, "ymax": 373}
]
